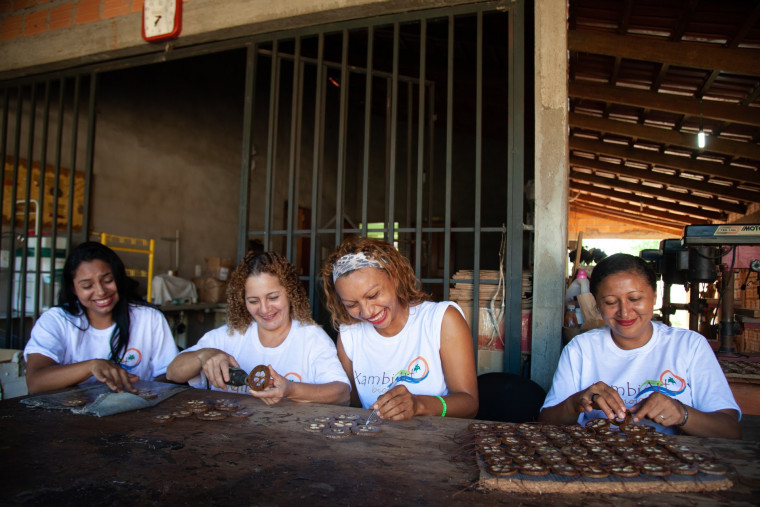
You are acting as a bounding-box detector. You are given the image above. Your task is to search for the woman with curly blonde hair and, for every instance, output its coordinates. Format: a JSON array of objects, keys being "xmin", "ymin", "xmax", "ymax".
[
  {"xmin": 168, "ymin": 251, "xmax": 349, "ymax": 406},
  {"xmin": 321, "ymin": 236, "xmax": 478, "ymax": 421}
]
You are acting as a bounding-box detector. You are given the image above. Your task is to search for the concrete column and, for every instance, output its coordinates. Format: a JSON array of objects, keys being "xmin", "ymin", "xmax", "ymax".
[{"xmin": 531, "ymin": 0, "xmax": 568, "ymax": 391}]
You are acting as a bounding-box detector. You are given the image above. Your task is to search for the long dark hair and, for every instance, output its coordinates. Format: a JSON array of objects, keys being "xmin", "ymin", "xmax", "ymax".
[{"xmin": 58, "ymin": 241, "xmax": 150, "ymax": 363}]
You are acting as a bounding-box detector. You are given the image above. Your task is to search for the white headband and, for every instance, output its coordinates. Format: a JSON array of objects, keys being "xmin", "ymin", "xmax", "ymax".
[{"xmin": 332, "ymin": 252, "xmax": 383, "ymax": 282}]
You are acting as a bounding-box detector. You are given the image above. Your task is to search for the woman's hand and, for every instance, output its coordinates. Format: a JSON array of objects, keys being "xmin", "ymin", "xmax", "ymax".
[
  {"xmin": 90, "ymin": 358, "xmax": 139, "ymax": 393},
  {"xmin": 372, "ymin": 384, "xmax": 418, "ymax": 421},
  {"xmin": 248, "ymin": 366, "xmax": 287, "ymax": 406},
  {"xmin": 197, "ymin": 349, "xmax": 240, "ymax": 390},
  {"xmin": 630, "ymin": 392, "xmax": 684, "ymax": 426},
  {"xmin": 573, "ymin": 381, "xmax": 627, "ymax": 420}
]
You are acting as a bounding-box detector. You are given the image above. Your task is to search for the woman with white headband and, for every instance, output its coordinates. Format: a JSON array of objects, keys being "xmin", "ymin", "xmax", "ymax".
[{"xmin": 321, "ymin": 236, "xmax": 478, "ymax": 421}]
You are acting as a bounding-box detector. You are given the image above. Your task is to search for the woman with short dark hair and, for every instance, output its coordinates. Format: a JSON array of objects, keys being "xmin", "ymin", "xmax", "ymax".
[{"xmin": 539, "ymin": 253, "xmax": 741, "ymax": 439}]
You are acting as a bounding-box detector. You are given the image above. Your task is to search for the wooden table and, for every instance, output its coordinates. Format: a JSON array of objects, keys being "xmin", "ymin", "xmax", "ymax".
[{"xmin": 2, "ymin": 387, "xmax": 759, "ymax": 506}]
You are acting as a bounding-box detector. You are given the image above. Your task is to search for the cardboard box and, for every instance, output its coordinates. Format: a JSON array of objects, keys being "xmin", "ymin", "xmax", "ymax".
[
  {"xmin": 193, "ymin": 277, "xmax": 228, "ymax": 304},
  {"xmin": 0, "ymin": 349, "xmax": 28, "ymax": 400},
  {"xmin": 205, "ymin": 257, "xmax": 233, "ymax": 281}
]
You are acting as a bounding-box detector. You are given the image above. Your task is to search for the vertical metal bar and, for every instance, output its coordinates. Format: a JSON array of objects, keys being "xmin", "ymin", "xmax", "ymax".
[
  {"xmin": 81, "ymin": 72, "xmax": 98, "ymax": 243},
  {"xmin": 470, "ymin": 11, "xmax": 484, "ymax": 369},
  {"xmin": 443, "ymin": 15, "xmax": 454, "ymax": 301},
  {"xmin": 387, "ymin": 22, "xmax": 399, "ymax": 243},
  {"xmin": 414, "ymin": 20, "xmax": 427, "ymax": 280},
  {"xmin": 294, "ymin": 59, "xmax": 305, "ymax": 267},
  {"xmin": 405, "ymin": 81, "xmax": 413, "ymax": 235},
  {"xmin": 33, "ymin": 80, "xmax": 52, "ymax": 321},
  {"xmin": 505, "ymin": 2, "xmax": 525, "ymax": 375},
  {"xmin": 425, "ymin": 83, "xmax": 435, "ymax": 279},
  {"xmin": 7, "ymin": 86, "xmax": 23, "ymax": 347},
  {"xmin": 361, "ymin": 26, "xmax": 374, "ymax": 238},
  {"xmin": 237, "ymin": 43, "xmax": 258, "ymax": 263},
  {"xmin": 308, "ymin": 33, "xmax": 324, "ymax": 309},
  {"xmin": 334, "ymin": 29, "xmax": 349, "ymax": 244},
  {"xmin": 50, "ymin": 78, "xmax": 66, "ymax": 306},
  {"xmin": 0, "ymin": 87, "xmax": 8, "ymax": 348},
  {"xmin": 66, "ymin": 75, "xmax": 81, "ymax": 249},
  {"xmin": 384, "ymin": 78, "xmax": 391, "ymax": 239},
  {"xmin": 19, "ymin": 82, "xmax": 38, "ymax": 337},
  {"xmin": 264, "ymin": 41, "xmax": 279, "ymax": 250},
  {"xmin": 286, "ymin": 37, "xmax": 301, "ymax": 262}
]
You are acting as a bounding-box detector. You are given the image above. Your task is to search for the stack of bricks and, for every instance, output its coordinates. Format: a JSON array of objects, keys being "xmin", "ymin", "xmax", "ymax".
[{"xmin": 734, "ymin": 268, "xmax": 760, "ymax": 353}]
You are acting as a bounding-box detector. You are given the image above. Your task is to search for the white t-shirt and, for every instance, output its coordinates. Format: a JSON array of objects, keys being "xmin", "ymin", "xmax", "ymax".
[
  {"xmin": 541, "ymin": 321, "xmax": 741, "ymax": 434},
  {"xmin": 24, "ymin": 304, "xmax": 179, "ymax": 386},
  {"xmin": 182, "ymin": 319, "xmax": 350, "ymax": 394},
  {"xmin": 340, "ymin": 301, "xmax": 460, "ymax": 409}
]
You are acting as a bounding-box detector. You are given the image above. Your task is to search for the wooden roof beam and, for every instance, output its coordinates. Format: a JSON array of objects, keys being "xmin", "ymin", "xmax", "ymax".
[
  {"xmin": 572, "ymin": 193, "xmax": 707, "ymax": 225},
  {"xmin": 570, "ymin": 112, "xmax": 760, "ymax": 162},
  {"xmin": 569, "ymin": 82, "xmax": 760, "ymax": 127},
  {"xmin": 571, "ymin": 202, "xmax": 685, "ymax": 236},
  {"xmin": 571, "ymin": 181, "xmax": 726, "ymax": 221},
  {"xmin": 568, "ymin": 29, "xmax": 760, "ymax": 76},
  {"xmin": 569, "ymin": 155, "xmax": 760, "ymax": 202},
  {"xmin": 570, "ymin": 136, "xmax": 759, "ymax": 184},
  {"xmin": 569, "ymin": 170, "xmax": 746, "ymax": 215}
]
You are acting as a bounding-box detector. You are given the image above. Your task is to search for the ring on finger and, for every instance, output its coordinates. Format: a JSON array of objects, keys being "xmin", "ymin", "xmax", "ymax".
[
  {"xmin": 591, "ymin": 393, "xmax": 600, "ymax": 403},
  {"xmin": 659, "ymin": 414, "xmax": 665, "ymax": 420}
]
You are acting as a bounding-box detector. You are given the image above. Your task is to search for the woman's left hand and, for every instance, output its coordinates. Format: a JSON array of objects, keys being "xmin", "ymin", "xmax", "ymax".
[
  {"xmin": 248, "ymin": 365, "xmax": 288, "ymax": 406},
  {"xmin": 372, "ymin": 384, "xmax": 417, "ymax": 421},
  {"xmin": 630, "ymin": 392, "xmax": 685, "ymax": 426}
]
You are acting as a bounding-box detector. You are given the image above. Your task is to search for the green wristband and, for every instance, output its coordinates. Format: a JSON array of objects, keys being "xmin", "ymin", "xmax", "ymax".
[{"xmin": 435, "ymin": 395, "xmax": 447, "ymax": 417}]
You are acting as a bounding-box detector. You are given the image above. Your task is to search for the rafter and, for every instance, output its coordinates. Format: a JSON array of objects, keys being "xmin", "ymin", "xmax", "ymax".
[
  {"xmin": 568, "ymin": 30, "xmax": 760, "ymax": 76},
  {"xmin": 572, "ymin": 193, "xmax": 706, "ymax": 225},
  {"xmin": 569, "ymin": 82, "xmax": 760, "ymax": 127},
  {"xmin": 569, "ymin": 155, "xmax": 760, "ymax": 202},
  {"xmin": 569, "ymin": 137, "xmax": 759, "ymax": 183},
  {"xmin": 570, "ymin": 113, "xmax": 760, "ymax": 161},
  {"xmin": 569, "ymin": 170, "xmax": 746, "ymax": 215},
  {"xmin": 571, "ymin": 181, "xmax": 726, "ymax": 221},
  {"xmin": 571, "ymin": 202, "xmax": 685, "ymax": 236}
]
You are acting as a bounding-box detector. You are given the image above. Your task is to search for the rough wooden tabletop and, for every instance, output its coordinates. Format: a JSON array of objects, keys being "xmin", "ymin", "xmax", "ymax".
[{"xmin": 2, "ymin": 386, "xmax": 759, "ymax": 506}]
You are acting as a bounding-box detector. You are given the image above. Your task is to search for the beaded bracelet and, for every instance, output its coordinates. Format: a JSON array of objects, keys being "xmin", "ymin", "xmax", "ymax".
[{"xmin": 435, "ymin": 395, "xmax": 447, "ymax": 417}]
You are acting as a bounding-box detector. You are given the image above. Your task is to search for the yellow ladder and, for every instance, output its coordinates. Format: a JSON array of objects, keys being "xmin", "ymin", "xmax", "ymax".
[{"xmin": 98, "ymin": 233, "xmax": 155, "ymax": 302}]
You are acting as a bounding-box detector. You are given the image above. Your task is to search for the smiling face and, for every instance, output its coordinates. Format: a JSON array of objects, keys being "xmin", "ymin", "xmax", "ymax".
[
  {"xmin": 334, "ymin": 267, "xmax": 408, "ymax": 337},
  {"xmin": 244, "ymin": 272, "xmax": 292, "ymax": 339},
  {"xmin": 73, "ymin": 259, "xmax": 119, "ymax": 329},
  {"xmin": 595, "ymin": 269, "xmax": 656, "ymax": 349}
]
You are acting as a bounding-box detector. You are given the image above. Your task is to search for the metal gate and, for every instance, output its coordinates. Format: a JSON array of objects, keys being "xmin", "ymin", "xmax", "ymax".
[
  {"xmin": 0, "ymin": 75, "xmax": 96, "ymax": 348},
  {"xmin": 1, "ymin": 1, "xmax": 527, "ymax": 374}
]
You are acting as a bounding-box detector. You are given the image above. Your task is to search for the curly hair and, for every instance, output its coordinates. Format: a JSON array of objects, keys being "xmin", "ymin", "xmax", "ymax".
[
  {"xmin": 226, "ymin": 251, "xmax": 315, "ymax": 334},
  {"xmin": 320, "ymin": 236, "xmax": 430, "ymax": 329}
]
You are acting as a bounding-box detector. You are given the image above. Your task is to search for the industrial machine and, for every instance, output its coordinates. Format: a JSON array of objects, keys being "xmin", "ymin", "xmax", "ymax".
[{"xmin": 681, "ymin": 224, "xmax": 760, "ymax": 353}]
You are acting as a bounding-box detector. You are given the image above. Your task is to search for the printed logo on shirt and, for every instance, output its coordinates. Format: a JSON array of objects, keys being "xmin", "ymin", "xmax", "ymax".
[
  {"xmin": 635, "ymin": 369, "xmax": 686, "ymax": 399},
  {"xmin": 284, "ymin": 372, "xmax": 302, "ymax": 382},
  {"xmin": 353, "ymin": 356, "xmax": 431, "ymax": 393},
  {"xmin": 391, "ymin": 356, "xmax": 430, "ymax": 386},
  {"xmin": 119, "ymin": 348, "xmax": 142, "ymax": 371}
]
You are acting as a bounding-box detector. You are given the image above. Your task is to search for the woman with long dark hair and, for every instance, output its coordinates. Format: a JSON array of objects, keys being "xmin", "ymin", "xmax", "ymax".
[{"xmin": 24, "ymin": 241, "xmax": 178, "ymax": 394}]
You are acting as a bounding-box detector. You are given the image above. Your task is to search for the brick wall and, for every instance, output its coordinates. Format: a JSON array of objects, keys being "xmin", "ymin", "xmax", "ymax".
[{"xmin": 0, "ymin": 0, "xmax": 144, "ymax": 42}]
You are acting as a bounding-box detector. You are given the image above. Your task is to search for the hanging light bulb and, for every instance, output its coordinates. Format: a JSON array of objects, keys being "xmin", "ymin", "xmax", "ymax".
[{"xmin": 697, "ymin": 98, "xmax": 706, "ymax": 149}]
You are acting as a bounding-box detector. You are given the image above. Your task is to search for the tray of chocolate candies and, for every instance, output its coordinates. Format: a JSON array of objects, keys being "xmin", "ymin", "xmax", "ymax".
[{"xmin": 471, "ymin": 415, "xmax": 732, "ymax": 494}]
